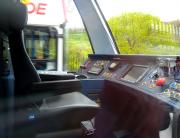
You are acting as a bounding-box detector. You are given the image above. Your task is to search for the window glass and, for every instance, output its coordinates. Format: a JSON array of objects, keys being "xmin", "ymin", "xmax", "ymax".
[
  {"xmin": 97, "ymin": 0, "xmax": 180, "ymax": 55},
  {"xmin": 64, "ymin": 0, "xmax": 92, "ymax": 71},
  {"xmin": 24, "ymin": 26, "xmax": 57, "ymax": 70}
]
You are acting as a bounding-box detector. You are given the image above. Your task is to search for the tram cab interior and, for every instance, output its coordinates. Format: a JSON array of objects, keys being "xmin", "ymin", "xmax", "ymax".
[{"xmin": 1, "ymin": 0, "xmax": 180, "ymax": 138}]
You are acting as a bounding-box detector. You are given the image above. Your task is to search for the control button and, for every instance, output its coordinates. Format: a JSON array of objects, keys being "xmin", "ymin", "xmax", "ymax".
[
  {"xmin": 163, "ymin": 92, "xmax": 171, "ymax": 97},
  {"xmin": 174, "ymin": 93, "xmax": 180, "ymax": 98},
  {"xmin": 176, "ymin": 84, "xmax": 180, "ymax": 89},
  {"xmin": 164, "ymin": 89, "xmax": 170, "ymax": 93},
  {"xmin": 147, "ymin": 79, "xmax": 156, "ymax": 88},
  {"xmin": 150, "ymin": 79, "xmax": 155, "ymax": 83},
  {"xmin": 170, "ymin": 91, "xmax": 174, "ymax": 95},
  {"xmin": 163, "ymin": 89, "xmax": 173, "ymax": 97},
  {"xmin": 156, "ymin": 77, "xmax": 166, "ymax": 86},
  {"xmin": 148, "ymin": 83, "xmax": 156, "ymax": 88},
  {"xmin": 109, "ymin": 61, "xmax": 120, "ymax": 70},
  {"xmin": 142, "ymin": 81, "xmax": 146, "ymax": 86}
]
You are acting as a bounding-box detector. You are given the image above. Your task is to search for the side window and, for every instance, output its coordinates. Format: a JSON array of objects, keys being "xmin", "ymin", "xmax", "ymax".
[
  {"xmin": 24, "ymin": 26, "xmax": 58, "ymax": 71},
  {"xmin": 64, "ymin": 0, "xmax": 93, "ymax": 72}
]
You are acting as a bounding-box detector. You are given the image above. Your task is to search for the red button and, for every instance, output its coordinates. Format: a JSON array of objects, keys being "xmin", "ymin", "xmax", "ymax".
[{"xmin": 156, "ymin": 77, "xmax": 166, "ymax": 86}]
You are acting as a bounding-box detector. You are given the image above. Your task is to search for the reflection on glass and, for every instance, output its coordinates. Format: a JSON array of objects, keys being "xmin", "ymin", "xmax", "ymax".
[{"xmin": 24, "ymin": 26, "xmax": 57, "ymax": 71}]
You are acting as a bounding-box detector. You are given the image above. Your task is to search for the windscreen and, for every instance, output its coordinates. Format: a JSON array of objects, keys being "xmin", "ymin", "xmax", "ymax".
[{"xmin": 97, "ymin": 0, "xmax": 180, "ymax": 55}]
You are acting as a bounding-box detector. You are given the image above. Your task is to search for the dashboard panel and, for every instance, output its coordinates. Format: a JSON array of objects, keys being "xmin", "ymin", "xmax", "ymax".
[{"xmin": 79, "ymin": 54, "xmax": 180, "ymax": 109}]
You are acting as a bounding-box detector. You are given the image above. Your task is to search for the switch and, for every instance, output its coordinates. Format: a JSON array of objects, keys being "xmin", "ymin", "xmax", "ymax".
[{"xmin": 109, "ymin": 61, "xmax": 120, "ymax": 70}]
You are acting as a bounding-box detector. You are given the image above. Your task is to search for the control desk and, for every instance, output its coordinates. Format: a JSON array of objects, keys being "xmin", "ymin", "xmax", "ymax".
[{"xmin": 79, "ymin": 54, "xmax": 180, "ymax": 109}]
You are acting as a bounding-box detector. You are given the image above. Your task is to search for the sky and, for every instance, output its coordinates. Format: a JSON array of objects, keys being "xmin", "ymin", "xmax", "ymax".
[
  {"xmin": 66, "ymin": 0, "xmax": 180, "ymax": 28},
  {"xmin": 97, "ymin": 0, "xmax": 180, "ymax": 21}
]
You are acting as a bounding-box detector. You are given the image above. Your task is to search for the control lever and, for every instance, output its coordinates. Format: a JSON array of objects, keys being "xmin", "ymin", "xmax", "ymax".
[
  {"xmin": 152, "ymin": 73, "xmax": 159, "ymax": 79},
  {"xmin": 81, "ymin": 120, "xmax": 95, "ymax": 136},
  {"xmin": 76, "ymin": 74, "xmax": 87, "ymax": 79}
]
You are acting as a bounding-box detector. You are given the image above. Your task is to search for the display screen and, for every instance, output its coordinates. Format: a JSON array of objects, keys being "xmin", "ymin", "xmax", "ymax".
[
  {"xmin": 88, "ymin": 66, "xmax": 104, "ymax": 75},
  {"xmin": 122, "ymin": 66, "xmax": 147, "ymax": 82}
]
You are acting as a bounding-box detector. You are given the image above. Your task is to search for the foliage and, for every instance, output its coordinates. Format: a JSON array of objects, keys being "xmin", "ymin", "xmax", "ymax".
[
  {"xmin": 108, "ymin": 12, "xmax": 179, "ymax": 54},
  {"xmin": 49, "ymin": 38, "xmax": 57, "ymax": 59},
  {"xmin": 64, "ymin": 12, "xmax": 180, "ymax": 71},
  {"xmin": 65, "ymin": 29, "xmax": 92, "ymax": 71}
]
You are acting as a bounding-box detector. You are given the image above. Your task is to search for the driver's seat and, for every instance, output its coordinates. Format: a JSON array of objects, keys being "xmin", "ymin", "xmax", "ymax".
[{"xmin": 0, "ymin": 1, "xmax": 99, "ymax": 137}]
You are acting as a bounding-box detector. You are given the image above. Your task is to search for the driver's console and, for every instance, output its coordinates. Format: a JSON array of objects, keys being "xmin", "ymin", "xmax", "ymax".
[
  {"xmin": 79, "ymin": 55, "xmax": 180, "ymax": 138},
  {"xmin": 79, "ymin": 54, "xmax": 180, "ymax": 110}
]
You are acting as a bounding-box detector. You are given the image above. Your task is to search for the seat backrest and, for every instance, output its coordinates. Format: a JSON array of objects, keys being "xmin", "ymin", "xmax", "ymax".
[
  {"xmin": 0, "ymin": 0, "xmax": 41, "ymax": 95},
  {"xmin": 0, "ymin": 33, "xmax": 4, "ymax": 94},
  {"xmin": 0, "ymin": 32, "xmax": 12, "ymax": 95}
]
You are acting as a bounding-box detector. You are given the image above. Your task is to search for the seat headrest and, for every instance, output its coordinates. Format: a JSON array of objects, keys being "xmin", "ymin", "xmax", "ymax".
[{"xmin": 0, "ymin": 1, "xmax": 27, "ymax": 34}]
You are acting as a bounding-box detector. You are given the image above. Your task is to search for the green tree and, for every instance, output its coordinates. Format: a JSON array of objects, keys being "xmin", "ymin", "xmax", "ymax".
[
  {"xmin": 65, "ymin": 29, "xmax": 92, "ymax": 71},
  {"xmin": 108, "ymin": 12, "xmax": 178, "ymax": 54}
]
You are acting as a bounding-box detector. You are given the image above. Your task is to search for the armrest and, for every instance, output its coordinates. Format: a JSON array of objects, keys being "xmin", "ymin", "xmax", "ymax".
[
  {"xmin": 39, "ymin": 73, "xmax": 75, "ymax": 81},
  {"xmin": 13, "ymin": 79, "xmax": 83, "ymax": 109},
  {"xmin": 30, "ymin": 79, "xmax": 81, "ymax": 95}
]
